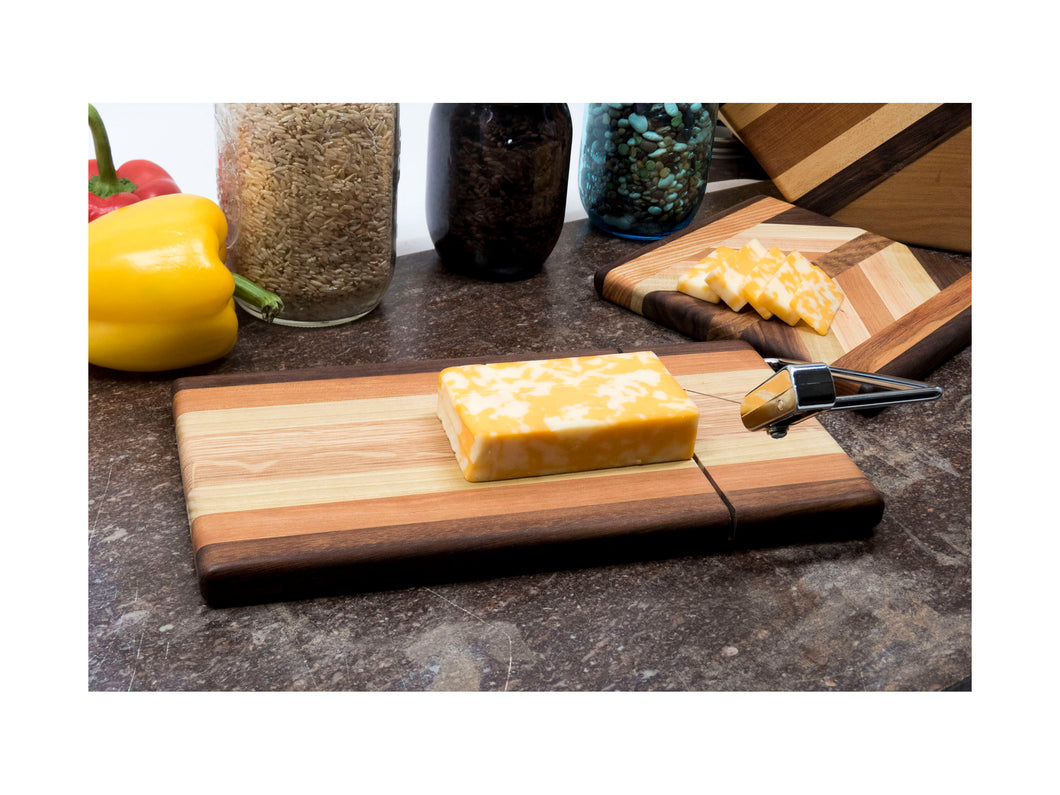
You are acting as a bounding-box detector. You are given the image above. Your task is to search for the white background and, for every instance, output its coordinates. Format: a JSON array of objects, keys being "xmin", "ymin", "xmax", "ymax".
[{"xmin": 88, "ymin": 102, "xmax": 590, "ymax": 256}]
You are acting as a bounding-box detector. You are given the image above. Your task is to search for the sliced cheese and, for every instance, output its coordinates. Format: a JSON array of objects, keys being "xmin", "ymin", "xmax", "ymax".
[
  {"xmin": 756, "ymin": 252, "xmax": 811, "ymax": 326},
  {"xmin": 705, "ymin": 243, "xmax": 764, "ymax": 312},
  {"xmin": 740, "ymin": 245, "xmax": 788, "ymax": 320},
  {"xmin": 437, "ymin": 351, "xmax": 700, "ymax": 482},
  {"xmin": 676, "ymin": 253, "xmax": 721, "ymax": 303},
  {"xmin": 794, "ymin": 262, "xmax": 845, "ymax": 335}
]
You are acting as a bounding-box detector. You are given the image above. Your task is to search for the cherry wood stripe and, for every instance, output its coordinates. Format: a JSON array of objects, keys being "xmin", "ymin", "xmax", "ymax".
[
  {"xmin": 190, "ymin": 464, "xmax": 715, "ymax": 550},
  {"xmin": 707, "ymin": 452, "xmax": 867, "ymax": 492}
]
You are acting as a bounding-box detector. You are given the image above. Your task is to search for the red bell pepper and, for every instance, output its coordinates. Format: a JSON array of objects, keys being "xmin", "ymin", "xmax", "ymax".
[{"xmin": 88, "ymin": 104, "xmax": 181, "ymax": 222}]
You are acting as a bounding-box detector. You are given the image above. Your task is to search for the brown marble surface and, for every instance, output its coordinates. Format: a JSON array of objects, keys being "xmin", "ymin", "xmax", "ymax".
[{"xmin": 88, "ymin": 162, "xmax": 971, "ymax": 691}]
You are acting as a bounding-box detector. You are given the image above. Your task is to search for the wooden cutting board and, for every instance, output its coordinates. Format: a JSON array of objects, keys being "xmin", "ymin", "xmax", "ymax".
[
  {"xmin": 173, "ymin": 341, "xmax": 883, "ymax": 606},
  {"xmin": 595, "ymin": 195, "xmax": 970, "ymax": 382},
  {"xmin": 719, "ymin": 103, "xmax": 971, "ymax": 253}
]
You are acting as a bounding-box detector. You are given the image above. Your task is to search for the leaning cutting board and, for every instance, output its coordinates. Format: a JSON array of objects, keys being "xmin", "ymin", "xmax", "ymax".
[
  {"xmin": 595, "ymin": 195, "xmax": 970, "ymax": 382},
  {"xmin": 173, "ymin": 341, "xmax": 883, "ymax": 607},
  {"xmin": 719, "ymin": 103, "xmax": 971, "ymax": 253}
]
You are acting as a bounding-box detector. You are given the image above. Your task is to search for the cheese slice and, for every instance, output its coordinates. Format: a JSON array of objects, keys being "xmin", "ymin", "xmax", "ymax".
[
  {"xmin": 794, "ymin": 263, "xmax": 845, "ymax": 335},
  {"xmin": 704, "ymin": 242, "xmax": 764, "ymax": 312},
  {"xmin": 755, "ymin": 252, "xmax": 811, "ymax": 326},
  {"xmin": 676, "ymin": 258, "xmax": 721, "ymax": 303},
  {"xmin": 677, "ymin": 247, "xmax": 731, "ymax": 303},
  {"xmin": 437, "ymin": 351, "xmax": 700, "ymax": 482},
  {"xmin": 740, "ymin": 245, "xmax": 788, "ymax": 320}
]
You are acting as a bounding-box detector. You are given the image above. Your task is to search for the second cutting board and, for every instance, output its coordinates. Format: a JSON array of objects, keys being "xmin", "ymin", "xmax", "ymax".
[{"xmin": 594, "ymin": 195, "xmax": 970, "ymax": 382}]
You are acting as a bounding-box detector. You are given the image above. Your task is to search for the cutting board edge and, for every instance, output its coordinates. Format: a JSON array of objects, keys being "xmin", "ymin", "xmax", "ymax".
[{"xmin": 193, "ymin": 492, "xmax": 734, "ymax": 607}]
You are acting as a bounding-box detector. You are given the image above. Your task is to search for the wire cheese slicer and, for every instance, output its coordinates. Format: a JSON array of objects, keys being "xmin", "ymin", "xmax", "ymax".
[{"xmin": 740, "ymin": 358, "xmax": 943, "ymax": 438}]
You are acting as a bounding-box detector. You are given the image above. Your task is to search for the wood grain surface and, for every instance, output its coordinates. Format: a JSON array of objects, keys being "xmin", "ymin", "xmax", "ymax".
[
  {"xmin": 719, "ymin": 102, "xmax": 971, "ymax": 252},
  {"xmin": 594, "ymin": 196, "xmax": 970, "ymax": 382},
  {"xmin": 173, "ymin": 341, "xmax": 883, "ymax": 606}
]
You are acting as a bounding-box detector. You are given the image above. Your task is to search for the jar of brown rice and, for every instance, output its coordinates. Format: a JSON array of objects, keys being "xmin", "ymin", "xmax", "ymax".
[{"xmin": 216, "ymin": 103, "xmax": 400, "ymax": 326}]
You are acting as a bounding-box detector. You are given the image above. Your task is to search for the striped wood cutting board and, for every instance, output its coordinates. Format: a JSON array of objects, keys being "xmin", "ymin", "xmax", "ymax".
[
  {"xmin": 173, "ymin": 342, "xmax": 883, "ymax": 606},
  {"xmin": 594, "ymin": 195, "xmax": 970, "ymax": 382},
  {"xmin": 719, "ymin": 102, "xmax": 971, "ymax": 253}
]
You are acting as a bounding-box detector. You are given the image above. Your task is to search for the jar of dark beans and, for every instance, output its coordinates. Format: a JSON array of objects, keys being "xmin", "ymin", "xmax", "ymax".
[
  {"xmin": 426, "ymin": 103, "xmax": 573, "ymax": 281},
  {"xmin": 578, "ymin": 103, "xmax": 719, "ymax": 240}
]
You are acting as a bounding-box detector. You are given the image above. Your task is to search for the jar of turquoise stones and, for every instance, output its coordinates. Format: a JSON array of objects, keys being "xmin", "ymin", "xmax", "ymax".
[{"xmin": 578, "ymin": 103, "xmax": 719, "ymax": 240}]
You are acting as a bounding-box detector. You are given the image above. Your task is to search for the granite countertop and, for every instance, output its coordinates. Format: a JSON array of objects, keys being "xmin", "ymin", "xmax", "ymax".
[{"xmin": 88, "ymin": 159, "xmax": 971, "ymax": 691}]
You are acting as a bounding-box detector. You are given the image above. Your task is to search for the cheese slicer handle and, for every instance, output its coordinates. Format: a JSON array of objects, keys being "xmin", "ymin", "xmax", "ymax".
[{"xmin": 741, "ymin": 358, "xmax": 943, "ymax": 438}]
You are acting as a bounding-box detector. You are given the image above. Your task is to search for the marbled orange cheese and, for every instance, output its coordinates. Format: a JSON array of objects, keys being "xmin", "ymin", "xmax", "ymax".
[
  {"xmin": 793, "ymin": 261, "xmax": 845, "ymax": 335},
  {"xmin": 703, "ymin": 242, "xmax": 764, "ymax": 312},
  {"xmin": 740, "ymin": 244, "xmax": 788, "ymax": 320},
  {"xmin": 437, "ymin": 351, "xmax": 700, "ymax": 482},
  {"xmin": 755, "ymin": 253, "xmax": 810, "ymax": 326}
]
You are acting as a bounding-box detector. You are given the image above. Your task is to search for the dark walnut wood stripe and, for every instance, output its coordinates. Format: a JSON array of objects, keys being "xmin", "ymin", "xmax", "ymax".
[
  {"xmin": 797, "ymin": 103, "xmax": 972, "ymax": 216},
  {"xmin": 911, "ymin": 246, "xmax": 973, "ymax": 292},
  {"xmin": 731, "ymin": 103, "xmax": 886, "ymax": 177},
  {"xmin": 729, "ymin": 478, "xmax": 884, "ymax": 544},
  {"xmin": 810, "ymin": 232, "xmax": 895, "ymax": 278},
  {"xmin": 195, "ymin": 492, "xmax": 733, "ymax": 606},
  {"xmin": 766, "ymin": 205, "xmax": 858, "ymax": 230}
]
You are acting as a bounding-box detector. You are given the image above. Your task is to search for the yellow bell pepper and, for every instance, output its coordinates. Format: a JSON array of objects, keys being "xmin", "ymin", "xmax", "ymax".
[{"xmin": 89, "ymin": 193, "xmax": 282, "ymax": 372}]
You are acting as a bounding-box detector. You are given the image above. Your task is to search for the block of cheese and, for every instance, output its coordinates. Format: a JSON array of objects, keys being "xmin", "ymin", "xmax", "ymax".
[
  {"xmin": 704, "ymin": 242, "xmax": 765, "ymax": 312},
  {"xmin": 793, "ymin": 262, "xmax": 845, "ymax": 335},
  {"xmin": 676, "ymin": 251, "xmax": 722, "ymax": 303},
  {"xmin": 437, "ymin": 351, "xmax": 700, "ymax": 482},
  {"xmin": 740, "ymin": 245, "xmax": 788, "ymax": 320}
]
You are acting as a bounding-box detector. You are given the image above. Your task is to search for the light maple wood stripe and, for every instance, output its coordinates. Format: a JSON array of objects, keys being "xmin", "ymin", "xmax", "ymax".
[
  {"xmin": 186, "ymin": 456, "xmax": 702, "ymax": 526},
  {"xmin": 859, "ymin": 244, "xmax": 940, "ymax": 319},
  {"xmin": 677, "ymin": 369, "xmax": 771, "ymax": 403},
  {"xmin": 630, "ymin": 274, "xmax": 683, "ymax": 313},
  {"xmin": 696, "ymin": 422, "xmax": 843, "ymax": 467},
  {"xmin": 601, "ymin": 197, "xmax": 790, "ymax": 308},
  {"xmin": 719, "ymin": 103, "xmax": 776, "ymax": 136},
  {"xmin": 179, "ymin": 413, "xmax": 454, "ymax": 485},
  {"xmin": 827, "ymin": 293, "xmax": 872, "ymax": 352},
  {"xmin": 176, "ymin": 392, "xmax": 434, "ymax": 438},
  {"xmin": 655, "ymin": 346, "xmax": 768, "ymax": 377},
  {"xmin": 173, "ymin": 370, "xmax": 439, "ymax": 415},
  {"xmin": 773, "ymin": 103, "xmax": 942, "ymax": 199},
  {"xmin": 725, "ymin": 222, "xmax": 866, "ymax": 255},
  {"xmin": 787, "ymin": 321, "xmax": 849, "ymax": 363},
  {"xmin": 707, "ymin": 452, "xmax": 866, "ymax": 492},
  {"xmin": 190, "ymin": 462, "xmax": 712, "ymax": 549}
]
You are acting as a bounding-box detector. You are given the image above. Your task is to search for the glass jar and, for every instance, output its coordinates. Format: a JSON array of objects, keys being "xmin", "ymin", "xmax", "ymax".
[
  {"xmin": 216, "ymin": 103, "xmax": 400, "ymax": 326},
  {"xmin": 578, "ymin": 103, "xmax": 718, "ymax": 240},
  {"xmin": 426, "ymin": 103, "xmax": 572, "ymax": 281}
]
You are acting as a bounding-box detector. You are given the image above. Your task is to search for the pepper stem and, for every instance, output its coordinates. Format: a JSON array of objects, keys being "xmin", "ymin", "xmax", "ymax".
[
  {"xmin": 88, "ymin": 104, "xmax": 138, "ymax": 198},
  {"xmin": 233, "ymin": 273, "xmax": 285, "ymax": 323}
]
